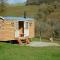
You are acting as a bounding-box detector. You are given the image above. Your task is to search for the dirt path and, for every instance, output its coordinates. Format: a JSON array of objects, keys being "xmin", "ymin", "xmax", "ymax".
[{"xmin": 27, "ymin": 41, "xmax": 60, "ymax": 47}]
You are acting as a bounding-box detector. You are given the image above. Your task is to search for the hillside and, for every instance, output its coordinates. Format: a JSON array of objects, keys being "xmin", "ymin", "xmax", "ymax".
[
  {"xmin": 0, "ymin": 5, "xmax": 39, "ymax": 17},
  {"xmin": 26, "ymin": 0, "xmax": 60, "ymax": 5}
]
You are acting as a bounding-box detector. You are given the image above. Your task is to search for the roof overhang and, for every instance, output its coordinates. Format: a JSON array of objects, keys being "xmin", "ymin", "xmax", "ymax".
[{"xmin": 0, "ymin": 16, "xmax": 34, "ymax": 21}]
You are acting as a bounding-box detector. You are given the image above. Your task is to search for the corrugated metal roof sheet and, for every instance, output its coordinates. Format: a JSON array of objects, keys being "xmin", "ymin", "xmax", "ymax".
[{"xmin": 0, "ymin": 16, "xmax": 34, "ymax": 21}]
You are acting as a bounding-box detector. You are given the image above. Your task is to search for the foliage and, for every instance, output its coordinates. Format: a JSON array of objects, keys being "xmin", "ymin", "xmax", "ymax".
[
  {"xmin": 0, "ymin": 0, "xmax": 7, "ymax": 13},
  {"xmin": 35, "ymin": 3, "xmax": 60, "ymax": 39},
  {"xmin": 26, "ymin": 0, "xmax": 60, "ymax": 5}
]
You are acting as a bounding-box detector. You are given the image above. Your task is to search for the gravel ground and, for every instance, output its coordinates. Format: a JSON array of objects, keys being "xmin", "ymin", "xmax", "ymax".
[{"xmin": 27, "ymin": 41, "xmax": 60, "ymax": 47}]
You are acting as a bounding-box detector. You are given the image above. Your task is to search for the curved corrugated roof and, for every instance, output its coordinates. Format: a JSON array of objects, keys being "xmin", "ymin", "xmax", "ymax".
[{"xmin": 0, "ymin": 16, "xmax": 34, "ymax": 21}]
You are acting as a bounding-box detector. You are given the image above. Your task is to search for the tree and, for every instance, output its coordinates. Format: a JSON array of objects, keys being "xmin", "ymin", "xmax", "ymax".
[
  {"xmin": 35, "ymin": 2, "xmax": 60, "ymax": 41},
  {"xmin": 47, "ymin": 12, "xmax": 60, "ymax": 39},
  {"xmin": 26, "ymin": 0, "xmax": 60, "ymax": 5},
  {"xmin": 35, "ymin": 3, "xmax": 56, "ymax": 41},
  {"xmin": 0, "ymin": 0, "xmax": 7, "ymax": 13}
]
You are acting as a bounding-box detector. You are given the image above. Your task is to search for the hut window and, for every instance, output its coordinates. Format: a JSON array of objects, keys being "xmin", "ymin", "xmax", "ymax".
[
  {"xmin": 29, "ymin": 22, "xmax": 32, "ymax": 26},
  {"xmin": 11, "ymin": 22, "xmax": 14, "ymax": 27},
  {"xmin": 26, "ymin": 22, "xmax": 28, "ymax": 29}
]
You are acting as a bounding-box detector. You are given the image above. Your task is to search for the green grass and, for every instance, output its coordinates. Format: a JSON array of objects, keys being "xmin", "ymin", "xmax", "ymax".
[
  {"xmin": 0, "ymin": 5, "xmax": 39, "ymax": 17},
  {"xmin": 30, "ymin": 38, "xmax": 60, "ymax": 44},
  {"xmin": 0, "ymin": 42, "xmax": 60, "ymax": 60}
]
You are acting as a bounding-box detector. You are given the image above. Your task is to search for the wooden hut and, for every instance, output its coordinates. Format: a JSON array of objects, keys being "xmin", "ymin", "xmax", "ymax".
[{"xmin": 0, "ymin": 16, "xmax": 35, "ymax": 41}]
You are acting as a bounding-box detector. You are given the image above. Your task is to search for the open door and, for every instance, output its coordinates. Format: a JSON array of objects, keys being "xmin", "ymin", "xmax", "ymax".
[
  {"xmin": 18, "ymin": 21, "xmax": 29, "ymax": 37},
  {"xmin": 24, "ymin": 22, "xmax": 29, "ymax": 37},
  {"xmin": 18, "ymin": 21, "xmax": 24, "ymax": 34}
]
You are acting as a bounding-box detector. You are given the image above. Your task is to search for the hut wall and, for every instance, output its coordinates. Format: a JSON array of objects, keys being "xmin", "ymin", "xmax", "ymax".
[
  {"xmin": 0, "ymin": 20, "xmax": 16, "ymax": 41},
  {"xmin": 0, "ymin": 19, "xmax": 35, "ymax": 41},
  {"xmin": 29, "ymin": 20, "xmax": 35, "ymax": 38}
]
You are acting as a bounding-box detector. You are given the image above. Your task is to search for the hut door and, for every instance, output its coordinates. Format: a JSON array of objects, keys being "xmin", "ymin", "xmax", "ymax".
[
  {"xmin": 18, "ymin": 21, "xmax": 24, "ymax": 33},
  {"xmin": 24, "ymin": 22, "xmax": 29, "ymax": 37}
]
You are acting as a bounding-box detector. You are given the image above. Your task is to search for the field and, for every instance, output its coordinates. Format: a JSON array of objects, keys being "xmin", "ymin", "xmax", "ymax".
[
  {"xmin": 0, "ymin": 42, "xmax": 60, "ymax": 60},
  {"xmin": 0, "ymin": 5, "xmax": 39, "ymax": 17}
]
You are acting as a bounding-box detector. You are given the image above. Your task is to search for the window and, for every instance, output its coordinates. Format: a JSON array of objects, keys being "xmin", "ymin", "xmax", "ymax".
[{"xmin": 11, "ymin": 22, "xmax": 14, "ymax": 27}]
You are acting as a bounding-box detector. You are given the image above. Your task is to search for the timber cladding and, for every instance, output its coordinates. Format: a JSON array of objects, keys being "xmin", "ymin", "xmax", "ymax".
[
  {"xmin": 0, "ymin": 20, "xmax": 15, "ymax": 41},
  {"xmin": 0, "ymin": 17, "xmax": 35, "ymax": 41},
  {"xmin": 29, "ymin": 20, "xmax": 35, "ymax": 38}
]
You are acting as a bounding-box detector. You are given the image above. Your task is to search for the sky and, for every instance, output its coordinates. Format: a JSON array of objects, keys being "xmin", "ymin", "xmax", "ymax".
[{"xmin": 8, "ymin": 0, "xmax": 27, "ymax": 4}]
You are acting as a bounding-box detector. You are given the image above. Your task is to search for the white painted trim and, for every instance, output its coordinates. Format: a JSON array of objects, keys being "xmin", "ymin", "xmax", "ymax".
[{"xmin": 24, "ymin": 21, "xmax": 29, "ymax": 37}]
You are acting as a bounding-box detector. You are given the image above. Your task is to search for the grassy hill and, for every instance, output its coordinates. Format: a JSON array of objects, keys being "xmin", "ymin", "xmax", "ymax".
[{"xmin": 0, "ymin": 5, "xmax": 39, "ymax": 17}]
